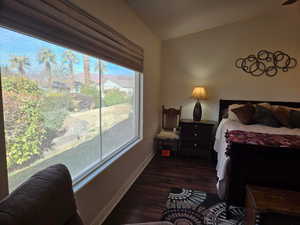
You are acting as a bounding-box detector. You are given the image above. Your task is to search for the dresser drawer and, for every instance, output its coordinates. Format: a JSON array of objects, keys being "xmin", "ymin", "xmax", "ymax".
[
  {"xmin": 180, "ymin": 142, "xmax": 208, "ymax": 157},
  {"xmin": 180, "ymin": 123, "xmax": 212, "ymax": 141}
]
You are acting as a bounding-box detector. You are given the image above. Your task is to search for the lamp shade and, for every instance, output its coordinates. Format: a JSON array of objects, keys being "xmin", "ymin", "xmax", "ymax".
[{"xmin": 192, "ymin": 86, "xmax": 207, "ymax": 100}]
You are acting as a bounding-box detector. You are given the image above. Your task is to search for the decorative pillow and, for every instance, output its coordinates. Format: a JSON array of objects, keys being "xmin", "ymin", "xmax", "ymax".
[
  {"xmin": 272, "ymin": 106, "xmax": 290, "ymax": 127},
  {"xmin": 289, "ymin": 110, "xmax": 300, "ymax": 128},
  {"xmin": 228, "ymin": 104, "xmax": 244, "ymax": 121},
  {"xmin": 271, "ymin": 105, "xmax": 280, "ymax": 111},
  {"xmin": 231, "ymin": 103, "xmax": 255, "ymax": 124},
  {"xmin": 253, "ymin": 105, "xmax": 280, "ymax": 127},
  {"xmin": 257, "ymin": 102, "xmax": 273, "ymax": 110},
  {"xmin": 287, "ymin": 106, "xmax": 300, "ymax": 112}
]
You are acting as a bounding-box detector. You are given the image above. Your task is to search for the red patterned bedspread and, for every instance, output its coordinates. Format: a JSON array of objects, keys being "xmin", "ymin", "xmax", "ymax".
[{"xmin": 225, "ymin": 130, "xmax": 300, "ymax": 155}]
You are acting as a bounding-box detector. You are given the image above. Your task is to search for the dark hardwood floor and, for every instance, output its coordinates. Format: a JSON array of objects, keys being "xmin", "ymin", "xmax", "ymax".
[{"xmin": 102, "ymin": 155, "xmax": 217, "ymax": 225}]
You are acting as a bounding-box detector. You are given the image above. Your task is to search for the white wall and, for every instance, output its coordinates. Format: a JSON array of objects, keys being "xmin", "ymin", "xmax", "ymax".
[
  {"xmin": 71, "ymin": 0, "xmax": 161, "ymax": 224},
  {"xmin": 161, "ymin": 7, "xmax": 300, "ymax": 121}
]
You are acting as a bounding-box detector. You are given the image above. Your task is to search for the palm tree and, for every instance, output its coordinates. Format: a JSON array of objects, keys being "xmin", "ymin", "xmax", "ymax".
[
  {"xmin": 83, "ymin": 55, "xmax": 90, "ymax": 85},
  {"xmin": 9, "ymin": 55, "xmax": 31, "ymax": 77},
  {"xmin": 52, "ymin": 62, "xmax": 69, "ymax": 81},
  {"xmin": 38, "ymin": 48, "xmax": 56, "ymax": 88},
  {"xmin": 62, "ymin": 50, "xmax": 79, "ymax": 86}
]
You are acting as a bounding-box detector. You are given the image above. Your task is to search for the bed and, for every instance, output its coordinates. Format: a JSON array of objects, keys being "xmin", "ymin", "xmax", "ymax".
[{"xmin": 214, "ymin": 99, "xmax": 300, "ymax": 207}]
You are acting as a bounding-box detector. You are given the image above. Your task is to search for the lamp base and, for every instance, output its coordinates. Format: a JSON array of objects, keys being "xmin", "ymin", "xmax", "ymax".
[{"xmin": 193, "ymin": 101, "xmax": 202, "ymax": 121}]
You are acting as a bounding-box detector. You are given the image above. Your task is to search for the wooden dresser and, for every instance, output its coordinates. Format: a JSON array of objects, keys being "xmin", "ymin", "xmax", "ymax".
[{"xmin": 179, "ymin": 119, "xmax": 217, "ymax": 159}]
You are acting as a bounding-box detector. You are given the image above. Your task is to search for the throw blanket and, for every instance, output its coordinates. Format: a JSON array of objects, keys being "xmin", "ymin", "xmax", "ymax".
[{"xmin": 225, "ymin": 130, "xmax": 300, "ymax": 156}]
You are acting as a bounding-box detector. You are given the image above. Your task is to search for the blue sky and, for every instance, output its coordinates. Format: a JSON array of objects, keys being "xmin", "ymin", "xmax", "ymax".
[{"xmin": 0, "ymin": 27, "xmax": 134, "ymax": 76}]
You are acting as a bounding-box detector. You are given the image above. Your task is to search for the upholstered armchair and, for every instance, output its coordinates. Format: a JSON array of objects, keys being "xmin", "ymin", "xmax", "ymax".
[{"xmin": 0, "ymin": 164, "xmax": 84, "ymax": 225}]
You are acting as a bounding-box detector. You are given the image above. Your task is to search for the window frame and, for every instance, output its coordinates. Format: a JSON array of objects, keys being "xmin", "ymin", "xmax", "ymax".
[
  {"xmin": 0, "ymin": 26, "xmax": 144, "ymax": 196},
  {"xmin": 0, "ymin": 152, "xmax": 8, "ymax": 199},
  {"xmin": 0, "ymin": 76, "xmax": 8, "ymax": 199}
]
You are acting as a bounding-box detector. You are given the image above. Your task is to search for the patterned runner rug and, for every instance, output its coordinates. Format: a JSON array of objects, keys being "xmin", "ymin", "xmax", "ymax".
[{"xmin": 161, "ymin": 188, "xmax": 245, "ymax": 225}]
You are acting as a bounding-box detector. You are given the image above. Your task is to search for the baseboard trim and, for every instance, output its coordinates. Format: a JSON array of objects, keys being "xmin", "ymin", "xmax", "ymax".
[{"xmin": 91, "ymin": 152, "xmax": 155, "ymax": 225}]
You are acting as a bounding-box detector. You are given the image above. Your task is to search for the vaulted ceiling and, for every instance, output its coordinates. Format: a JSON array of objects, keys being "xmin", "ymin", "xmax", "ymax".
[{"xmin": 127, "ymin": 0, "xmax": 292, "ymax": 40}]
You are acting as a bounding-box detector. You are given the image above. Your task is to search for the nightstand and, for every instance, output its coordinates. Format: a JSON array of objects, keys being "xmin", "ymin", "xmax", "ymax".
[{"xmin": 179, "ymin": 119, "xmax": 217, "ymax": 159}]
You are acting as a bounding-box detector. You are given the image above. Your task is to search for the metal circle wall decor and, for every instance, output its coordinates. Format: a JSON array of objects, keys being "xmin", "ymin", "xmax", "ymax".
[{"xmin": 235, "ymin": 50, "xmax": 297, "ymax": 77}]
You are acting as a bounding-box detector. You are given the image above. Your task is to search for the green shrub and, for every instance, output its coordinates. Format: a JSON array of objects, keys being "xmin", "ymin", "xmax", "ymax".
[
  {"xmin": 41, "ymin": 92, "xmax": 71, "ymax": 131},
  {"xmin": 2, "ymin": 77, "xmax": 45, "ymax": 169},
  {"xmin": 2, "ymin": 76, "xmax": 41, "ymax": 95},
  {"xmin": 103, "ymin": 88, "xmax": 130, "ymax": 106},
  {"xmin": 40, "ymin": 92, "xmax": 71, "ymax": 150},
  {"xmin": 42, "ymin": 109, "xmax": 68, "ymax": 132},
  {"xmin": 80, "ymin": 85, "xmax": 100, "ymax": 108}
]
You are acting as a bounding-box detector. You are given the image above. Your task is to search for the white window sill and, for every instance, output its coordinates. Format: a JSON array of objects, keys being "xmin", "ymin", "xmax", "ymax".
[{"xmin": 73, "ymin": 137, "xmax": 143, "ymax": 193}]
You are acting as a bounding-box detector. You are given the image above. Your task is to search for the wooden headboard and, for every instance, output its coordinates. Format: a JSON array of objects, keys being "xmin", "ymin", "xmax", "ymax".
[{"xmin": 219, "ymin": 99, "xmax": 300, "ymax": 122}]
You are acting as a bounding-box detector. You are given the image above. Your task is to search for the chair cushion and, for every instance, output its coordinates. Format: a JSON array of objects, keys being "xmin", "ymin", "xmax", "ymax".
[{"xmin": 156, "ymin": 130, "xmax": 179, "ymax": 140}]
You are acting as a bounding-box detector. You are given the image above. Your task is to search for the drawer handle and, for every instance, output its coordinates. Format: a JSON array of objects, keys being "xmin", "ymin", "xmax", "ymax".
[{"xmin": 194, "ymin": 133, "xmax": 198, "ymax": 137}]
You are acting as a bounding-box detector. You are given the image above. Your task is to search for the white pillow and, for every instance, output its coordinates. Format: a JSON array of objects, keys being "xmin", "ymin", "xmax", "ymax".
[{"xmin": 228, "ymin": 104, "xmax": 244, "ymax": 121}]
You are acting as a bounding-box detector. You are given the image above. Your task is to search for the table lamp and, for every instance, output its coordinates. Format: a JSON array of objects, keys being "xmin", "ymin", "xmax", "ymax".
[{"xmin": 192, "ymin": 86, "xmax": 207, "ymax": 121}]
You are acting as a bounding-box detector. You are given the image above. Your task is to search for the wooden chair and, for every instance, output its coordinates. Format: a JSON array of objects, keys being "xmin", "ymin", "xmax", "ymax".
[{"xmin": 156, "ymin": 105, "xmax": 182, "ymax": 156}]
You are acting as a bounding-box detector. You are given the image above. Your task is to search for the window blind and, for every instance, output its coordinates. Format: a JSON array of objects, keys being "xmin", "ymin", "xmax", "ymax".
[{"xmin": 0, "ymin": 0, "xmax": 144, "ymax": 72}]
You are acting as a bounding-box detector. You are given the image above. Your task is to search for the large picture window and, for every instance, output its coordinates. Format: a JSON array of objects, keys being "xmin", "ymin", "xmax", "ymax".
[{"xmin": 0, "ymin": 27, "xmax": 142, "ymax": 192}]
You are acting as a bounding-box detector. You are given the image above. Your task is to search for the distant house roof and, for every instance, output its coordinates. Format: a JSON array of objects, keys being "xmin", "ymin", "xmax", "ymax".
[
  {"xmin": 74, "ymin": 73, "xmax": 134, "ymax": 88},
  {"xmin": 103, "ymin": 77, "xmax": 133, "ymax": 88}
]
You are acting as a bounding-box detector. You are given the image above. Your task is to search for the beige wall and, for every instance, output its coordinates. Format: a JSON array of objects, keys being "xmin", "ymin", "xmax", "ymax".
[
  {"xmin": 71, "ymin": 0, "xmax": 161, "ymax": 224},
  {"xmin": 161, "ymin": 8, "xmax": 300, "ymax": 121}
]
